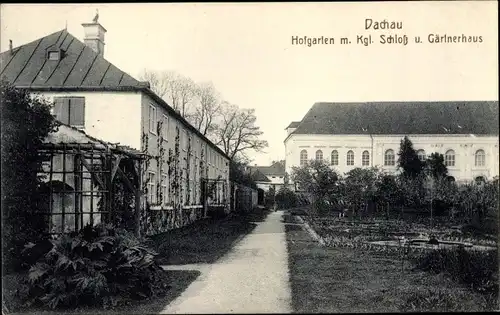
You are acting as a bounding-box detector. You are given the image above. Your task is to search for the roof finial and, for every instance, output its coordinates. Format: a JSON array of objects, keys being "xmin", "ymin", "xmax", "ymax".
[{"xmin": 92, "ymin": 9, "xmax": 99, "ymax": 23}]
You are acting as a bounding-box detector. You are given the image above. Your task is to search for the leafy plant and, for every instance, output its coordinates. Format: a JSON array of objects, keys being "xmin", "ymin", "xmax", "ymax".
[
  {"xmin": 1, "ymin": 81, "xmax": 59, "ymax": 273},
  {"xmin": 275, "ymin": 187, "xmax": 298, "ymax": 209},
  {"xmin": 413, "ymin": 247, "xmax": 498, "ymax": 297},
  {"xmin": 425, "ymin": 152, "xmax": 448, "ymax": 180},
  {"xmin": 397, "ymin": 136, "xmax": 425, "ymax": 179},
  {"xmin": 18, "ymin": 224, "xmax": 168, "ymax": 310}
]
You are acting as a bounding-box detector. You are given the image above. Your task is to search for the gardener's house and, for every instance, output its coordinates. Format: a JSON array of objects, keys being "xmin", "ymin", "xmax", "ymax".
[
  {"xmin": 0, "ymin": 19, "xmax": 231, "ymax": 235},
  {"xmin": 285, "ymin": 102, "xmax": 499, "ymax": 185}
]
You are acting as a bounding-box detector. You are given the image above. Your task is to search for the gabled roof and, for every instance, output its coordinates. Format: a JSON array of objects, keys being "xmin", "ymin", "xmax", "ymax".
[
  {"xmin": 0, "ymin": 29, "xmax": 144, "ymax": 89},
  {"xmin": 250, "ymin": 161, "xmax": 286, "ymax": 176},
  {"xmin": 0, "ymin": 29, "xmax": 231, "ymax": 161},
  {"xmin": 290, "ymin": 101, "xmax": 499, "ymax": 136},
  {"xmin": 251, "ymin": 169, "xmax": 271, "ymax": 183},
  {"xmin": 285, "ymin": 121, "xmax": 301, "ymax": 129}
]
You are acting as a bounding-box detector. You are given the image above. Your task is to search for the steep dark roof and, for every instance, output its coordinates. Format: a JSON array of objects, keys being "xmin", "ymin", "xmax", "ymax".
[
  {"xmin": 291, "ymin": 101, "xmax": 499, "ymax": 136},
  {"xmin": 0, "ymin": 29, "xmax": 144, "ymax": 89},
  {"xmin": 250, "ymin": 161, "xmax": 285, "ymax": 176},
  {"xmin": 0, "ymin": 29, "xmax": 231, "ymax": 161},
  {"xmin": 285, "ymin": 121, "xmax": 301, "ymax": 129},
  {"xmin": 251, "ymin": 169, "xmax": 271, "ymax": 183}
]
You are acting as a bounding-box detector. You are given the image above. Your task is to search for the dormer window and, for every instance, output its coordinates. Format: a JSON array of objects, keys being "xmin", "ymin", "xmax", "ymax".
[{"xmin": 47, "ymin": 50, "xmax": 61, "ymax": 61}]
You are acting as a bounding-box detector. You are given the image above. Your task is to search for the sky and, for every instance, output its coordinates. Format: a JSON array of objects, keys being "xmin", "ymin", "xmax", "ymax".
[{"xmin": 1, "ymin": 2, "xmax": 497, "ymax": 166}]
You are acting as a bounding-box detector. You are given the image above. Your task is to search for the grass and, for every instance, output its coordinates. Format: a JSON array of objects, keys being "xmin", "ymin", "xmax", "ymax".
[
  {"xmin": 3, "ymin": 210, "xmax": 269, "ymax": 314},
  {"xmin": 2, "ymin": 269, "xmax": 200, "ymax": 315},
  {"xmin": 285, "ymin": 216, "xmax": 496, "ymax": 313},
  {"xmin": 149, "ymin": 209, "xmax": 269, "ymax": 265}
]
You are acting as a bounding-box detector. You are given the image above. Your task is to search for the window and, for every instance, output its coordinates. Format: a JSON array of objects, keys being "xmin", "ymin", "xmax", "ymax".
[
  {"xmin": 161, "ymin": 173, "xmax": 169, "ymax": 205},
  {"xmin": 362, "ymin": 150, "xmax": 370, "ymax": 166},
  {"xmin": 445, "ymin": 150, "xmax": 455, "ymax": 167},
  {"xmin": 315, "ymin": 150, "xmax": 323, "ymax": 161},
  {"xmin": 182, "ymin": 129, "xmax": 188, "ymax": 151},
  {"xmin": 346, "ymin": 150, "xmax": 354, "ymax": 166},
  {"xmin": 475, "ymin": 149, "xmax": 485, "ymax": 167},
  {"xmin": 384, "ymin": 149, "xmax": 395, "ymax": 166},
  {"xmin": 149, "ymin": 105, "xmax": 157, "ymax": 134},
  {"xmin": 47, "ymin": 50, "xmax": 61, "ymax": 61},
  {"xmin": 331, "ymin": 150, "xmax": 338, "ymax": 166},
  {"xmin": 162, "ymin": 114, "xmax": 169, "ymax": 140},
  {"xmin": 300, "ymin": 150, "xmax": 308, "ymax": 166},
  {"xmin": 53, "ymin": 97, "xmax": 85, "ymax": 127},
  {"xmin": 147, "ymin": 172, "xmax": 156, "ymax": 204},
  {"xmin": 417, "ymin": 150, "xmax": 426, "ymax": 162}
]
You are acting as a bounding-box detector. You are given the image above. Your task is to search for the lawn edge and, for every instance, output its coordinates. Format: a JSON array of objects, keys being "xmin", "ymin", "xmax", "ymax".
[{"xmin": 296, "ymin": 215, "xmax": 325, "ymax": 246}]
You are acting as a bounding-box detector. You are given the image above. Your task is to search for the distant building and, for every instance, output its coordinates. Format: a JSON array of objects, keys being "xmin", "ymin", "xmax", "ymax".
[
  {"xmin": 249, "ymin": 161, "xmax": 286, "ymax": 191},
  {"xmin": 1, "ymin": 17, "xmax": 231, "ymax": 234},
  {"xmin": 285, "ymin": 102, "xmax": 499, "ymax": 185}
]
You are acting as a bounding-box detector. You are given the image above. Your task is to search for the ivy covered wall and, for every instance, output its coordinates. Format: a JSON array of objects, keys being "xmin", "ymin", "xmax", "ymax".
[{"xmin": 138, "ymin": 93, "xmax": 231, "ymax": 235}]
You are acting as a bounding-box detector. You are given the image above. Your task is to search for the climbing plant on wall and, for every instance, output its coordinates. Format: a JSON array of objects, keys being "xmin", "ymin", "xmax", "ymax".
[{"xmin": 140, "ymin": 131, "xmax": 151, "ymax": 232}]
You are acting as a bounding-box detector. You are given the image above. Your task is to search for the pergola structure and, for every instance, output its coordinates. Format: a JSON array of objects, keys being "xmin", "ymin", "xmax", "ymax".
[{"xmin": 38, "ymin": 124, "xmax": 148, "ymax": 237}]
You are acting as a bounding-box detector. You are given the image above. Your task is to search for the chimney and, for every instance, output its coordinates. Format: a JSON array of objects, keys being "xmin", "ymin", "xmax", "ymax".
[
  {"xmin": 9, "ymin": 40, "xmax": 13, "ymax": 54},
  {"xmin": 82, "ymin": 13, "xmax": 107, "ymax": 56}
]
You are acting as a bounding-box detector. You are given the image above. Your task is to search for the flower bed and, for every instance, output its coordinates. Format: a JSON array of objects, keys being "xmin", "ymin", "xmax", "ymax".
[{"xmin": 305, "ymin": 216, "xmax": 497, "ymax": 250}]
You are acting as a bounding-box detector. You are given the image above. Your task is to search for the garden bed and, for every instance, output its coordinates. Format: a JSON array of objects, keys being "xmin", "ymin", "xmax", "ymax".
[
  {"xmin": 305, "ymin": 215, "xmax": 497, "ymax": 249},
  {"xmin": 285, "ymin": 222, "xmax": 495, "ymax": 312}
]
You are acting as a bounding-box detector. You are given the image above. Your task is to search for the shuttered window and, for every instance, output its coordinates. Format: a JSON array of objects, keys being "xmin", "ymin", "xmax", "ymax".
[{"xmin": 53, "ymin": 97, "xmax": 85, "ymax": 127}]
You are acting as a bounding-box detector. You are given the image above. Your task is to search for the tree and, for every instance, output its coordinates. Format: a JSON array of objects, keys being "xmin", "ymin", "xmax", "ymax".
[
  {"xmin": 139, "ymin": 69, "xmax": 196, "ymax": 117},
  {"xmin": 343, "ymin": 167, "xmax": 382, "ymax": 217},
  {"xmin": 1, "ymin": 80, "xmax": 58, "ymax": 272},
  {"xmin": 425, "ymin": 152, "xmax": 448, "ymax": 179},
  {"xmin": 139, "ymin": 69, "xmax": 169, "ymax": 98},
  {"xmin": 397, "ymin": 136, "xmax": 424, "ymax": 178},
  {"xmin": 291, "ymin": 160, "xmax": 339, "ymax": 215},
  {"xmin": 190, "ymin": 82, "xmax": 222, "ymax": 136},
  {"xmin": 375, "ymin": 174, "xmax": 402, "ymax": 218},
  {"xmin": 229, "ymin": 158, "xmax": 257, "ymax": 189},
  {"xmin": 212, "ymin": 102, "xmax": 268, "ymax": 160}
]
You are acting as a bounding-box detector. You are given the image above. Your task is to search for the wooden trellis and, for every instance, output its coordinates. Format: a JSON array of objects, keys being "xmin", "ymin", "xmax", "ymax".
[
  {"xmin": 201, "ymin": 178, "xmax": 228, "ymax": 216},
  {"xmin": 37, "ymin": 142, "xmax": 147, "ymax": 237}
]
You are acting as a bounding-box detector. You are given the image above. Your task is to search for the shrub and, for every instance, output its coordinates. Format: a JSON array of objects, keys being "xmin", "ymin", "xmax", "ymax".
[
  {"xmin": 1, "ymin": 81, "xmax": 58, "ymax": 273},
  {"xmin": 414, "ymin": 247, "xmax": 498, "ymax": 297},
  {"xmin": 275, "ymin": 187, "xmax": 298, "ymax": 209},
  {"xmin": 17, "ymin": 224, "xmax": 168, "ymax": 310}
]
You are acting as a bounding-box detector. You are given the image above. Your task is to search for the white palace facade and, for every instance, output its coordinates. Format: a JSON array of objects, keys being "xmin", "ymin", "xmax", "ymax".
[{"xmin": 284, "ymin": 101, "xmax": 499, "ymax": 184}]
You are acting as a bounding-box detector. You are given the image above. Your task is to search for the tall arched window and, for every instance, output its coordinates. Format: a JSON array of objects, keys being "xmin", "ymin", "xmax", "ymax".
[
  {"xmin": 362, "ymin": 150, "xmax": 370, "ymax": 166},
  {"xmin": 300, "ymin": 150, "xmax": 308, "ymax": 166},
  {"xmin": 445, "ymin": 150, "xmax": 455, "ymax": 167},
  {"xmin": 475, "ymin": 149, "xmax": 485, "ymax": 167},
  {"xmin": 346, "ymin": 150, "xmax": 354, "ymax": 166},
  {"xmin": 315, "ymin": 150, "xmax": 323, "ymax": 161},
  {"xmin": 331, "ymin": 150, "xmax": 338, "ymax": 166},
  {"xmin": 416, "ymin": 149, "xmax": 426, "ymax": 162},
  {"xmin": 384, "ymin": 149, "xmax": 395, "ymax": 166}
]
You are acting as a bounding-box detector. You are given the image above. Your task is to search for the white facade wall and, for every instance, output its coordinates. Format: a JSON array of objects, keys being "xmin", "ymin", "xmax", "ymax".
[
  {"xmin": 36, "ymin": 90, "xmax": 230, "ymax": 209},
  {"xmin": 37, "ymin": 91, "xmax": 143, "ymax": 150},
  {"xmin": 285, "ymin": 134, "xmax": 499, "ymax": 182}
]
